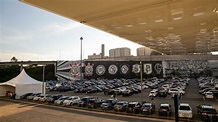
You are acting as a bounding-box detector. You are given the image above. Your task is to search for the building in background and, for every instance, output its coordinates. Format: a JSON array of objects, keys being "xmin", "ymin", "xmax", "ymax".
[
  {"xmin": 88, "ymin": 53, "xmax": 101, "ymax": 59},
  {"xmin": 137, "ymin": 47, "xmax": 152, "ymax": 56},
  {"xmin": 109, "ymin": 47, "xmax": 131, "ymax": 57},
  {"xmin": 101, "ymin": 44, "xmax": 105, "ymax": 58},
  {"xmin": 88, "ymin": 44, "xmax": 105, "ymax": 59}
]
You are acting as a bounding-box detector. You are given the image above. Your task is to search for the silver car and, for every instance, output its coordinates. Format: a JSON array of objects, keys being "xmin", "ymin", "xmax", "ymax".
[
  {"xmin": 54, "ymin": 96, "xmax": 69, "ymax": 105},
  {"xmin": 63, "ymin": 96, "xmax": 80, "ymax": 106}
]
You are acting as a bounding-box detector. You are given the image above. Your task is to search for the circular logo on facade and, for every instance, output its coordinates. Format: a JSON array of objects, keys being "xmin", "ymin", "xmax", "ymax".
[
  {"xmin": 154, "ymin": 63, "xmax": 162, "ymax": 74},
  {"xmin": 69, "ymin": 63, "xmax": 81, "ymax": 78},
  {"xmin": 85, "ymin": 63, "xmax": 94, "ymax": 76},
  {"xmin": 108, "ymin": 64, "xmax": 118, "ymax": 75},
  {"xmin": 132, "ymin": 64, "xmax": 140, "ymax": 73},
  {"xmin": 96, "ymin": 65, "xmax": 106, "ymax": 75},
  {"xmin": 120, "ymin": 64, "xmax": 129, "ymax": 74}
]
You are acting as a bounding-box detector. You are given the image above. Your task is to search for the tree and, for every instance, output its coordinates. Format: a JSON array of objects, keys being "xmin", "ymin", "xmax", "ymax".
[{"xmin": 11, "ymin": 57, "xmax": 18, "ymax": 62}]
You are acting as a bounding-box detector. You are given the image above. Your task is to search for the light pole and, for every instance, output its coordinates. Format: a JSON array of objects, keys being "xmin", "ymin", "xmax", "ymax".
[
  {"xmin": 42, "ymin": 65, "xmax": 45, "ymax": 95},
  {"xmin": 140, "ymin": 61, "xmax": 143, "ymax": 103},
  {"xmin": 80, "ymin": 37, "xmax": 83, "ymax": 81}
]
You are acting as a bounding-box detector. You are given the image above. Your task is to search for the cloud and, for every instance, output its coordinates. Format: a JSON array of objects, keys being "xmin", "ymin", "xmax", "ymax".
[
  {"xmin": 43, "ymin": 22, "xmax": 82, "ymax": 33},
  {"xmin": 1, "ymin": 35, "xmax": 32, "ymax": 43},
  {"xmin": 0, "ymin": 28, "xmax": 33, "ymax": 44}
]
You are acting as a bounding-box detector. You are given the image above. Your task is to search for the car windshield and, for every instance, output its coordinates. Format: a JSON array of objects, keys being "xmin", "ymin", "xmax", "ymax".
[
  {"xmin": 202, "ymin": 108, "xmax": 217, "ymax": 114},
  {"xmin": 128, "ymin": 104, "xmax": 136, "ymax": 107},
  {"xmin": 66, "ymin": 97, "xmax": 72, "ymax": 100},
  {"xmin": 106, "ymin": 100, "xmax": 113, "ymax": 103},
  {"xmin": 116, "ymin": 102, "xmax": 124, "ymax": 105},
  {"xmin": 179, "ymin": 106, "xmax": 191, "ymax": 110},
  {"xmin": 206, "ymin": 93, "xmax": 213, "ymax": 95},
  {"xmin": 160, "ymin": 106, "xmax": 169, "ymax": 109},
  {"xmin": 143, "ymin": 104, "xmax": 151, "ymax": 108}
]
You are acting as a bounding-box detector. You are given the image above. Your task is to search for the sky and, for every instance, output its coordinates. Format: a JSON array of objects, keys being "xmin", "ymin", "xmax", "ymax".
[{"xmin": 0, "ymin": 0, "xmax": 142, "ymax": 62}]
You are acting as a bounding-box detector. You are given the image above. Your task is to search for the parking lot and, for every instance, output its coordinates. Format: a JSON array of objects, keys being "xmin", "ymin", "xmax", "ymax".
[
  {"xmin": 45, "ymin": 78, "xmax": 218, "ymax": 119},
  {"xmin": 3, "ymin": 79, "xmax": 218, "ymax": 121}
]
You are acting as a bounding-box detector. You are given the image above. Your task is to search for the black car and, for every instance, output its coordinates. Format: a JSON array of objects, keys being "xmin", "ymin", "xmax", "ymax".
[
  {"xmin": 20, "ymin": 93, "xmax": 33, "ymax": 99},
  {"xmin": 77, "ymin": 96, "xmax": 94, "ymax": 107},
  {"xmin": 158, "ymin": 103, "xmax": 172, "ymax": 116},
  {"xmin": 45, "ymin": 94, "xmax": 63, "ymax": 103},
  {"xmin": 141, "ymin": 103, "xmax": 155, "ymax": 115},
  {"xmin": 87, "ymin": 98, "xmax": 103, "ymax": 109},
  {"xmin": 126, "ymin": 102, "xmax": 142, "ymax": 114},
  {"xmin": 197, "ymin": 104, "xmax": 218, "ymax": 122}
]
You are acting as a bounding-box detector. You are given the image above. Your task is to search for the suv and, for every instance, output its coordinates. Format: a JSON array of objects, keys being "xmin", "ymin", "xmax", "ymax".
[
  {"xmin": 158, "ymin": 103, "xmax": 172, "ymax": 116},
  {"xmin": 197, "ymin": 104, "xmax": 218, "ymax": 121},
  {"xmin": 178, "ymin": 103, "xmax": 193, "ymax": 119},
  {"xmin": 141, "ymin": 103, "xmax": 155, "ymax": 115},
  {"xmin": 126, "ymin": 102, "xmax": 142, "ymax": 114}
]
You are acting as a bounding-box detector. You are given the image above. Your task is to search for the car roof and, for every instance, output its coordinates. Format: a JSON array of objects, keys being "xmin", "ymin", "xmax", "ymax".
[
  {"xmin": 129, "ymin": 102, "xmax": 139, "ymax": 104},
  {"xmin": 143, "ymin": 103, "xmax": 152, "ymax": 105},
  {"xmin": 201, "ymin": 105, "xmax": 214, "ymax": 109},
  {"xmin": 160, "ymin": 104, "xmax": 170, "ymax": 106},
  {"xmin": 180, "ymin": 103, "xmax": 190, "ymax": 106}
]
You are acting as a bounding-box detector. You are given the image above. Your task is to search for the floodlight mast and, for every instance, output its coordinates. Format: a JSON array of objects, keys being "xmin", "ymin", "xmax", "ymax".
[{"xmin": 80, "ymin": 37, "xmax": 83, "ymax": 81}]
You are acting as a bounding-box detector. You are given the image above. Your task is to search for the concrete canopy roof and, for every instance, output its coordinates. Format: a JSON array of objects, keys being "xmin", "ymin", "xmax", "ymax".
[{"xmin": 20, "ymin": 0, "xmax": 218, "ymax": 55}]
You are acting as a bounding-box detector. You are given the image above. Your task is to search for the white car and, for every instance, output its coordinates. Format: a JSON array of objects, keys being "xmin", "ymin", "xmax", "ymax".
[
  {"xmin": 168, "ymin": 88, "xmax": 185, "ymax": 95},
  {"xmin": 178, "ymin": 103, "xmax": 193, "ymax": 119},
  {"xmin": 63, "ymin": 96, "xmax": 80, "ymax": 106},
  {"xmin": 149, "ymin": 90, "xmax": 158, "ymax": 97},
  {"xmin": 204, "ymin": 92, "xmax": 214, "ymax": 99}
]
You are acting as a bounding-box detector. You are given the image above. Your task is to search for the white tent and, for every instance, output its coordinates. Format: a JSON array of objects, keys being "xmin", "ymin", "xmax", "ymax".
[{"xmin": 0, "ymin": 69, "xmax": 43, "ymax": 99}]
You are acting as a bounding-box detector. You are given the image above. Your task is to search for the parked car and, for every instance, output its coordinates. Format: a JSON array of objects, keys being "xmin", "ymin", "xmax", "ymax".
[
  {"xmin": 101, "ymin": 98, "xmax": 117, "ymax": 110},
  {"xmin": 122, "ymin": 89, "xmax": 133, "ymax": 96},
  {"xmin": 168, "ymin": 88, "xmax": 184, "ymax": 96},
  {"xmin": 199, "ymin": 88, "xmax": 215, "ymax": 94},
  {"xmin": 149, "ymin": 90, "xmax": 158, "ymax": 97},
  {"xmin": 158, "ymin": 88, "xmax": 168, "ymax": 97},
  {"xmin": 178, "ymin": 103, "xmax": 193, "ymax": 119},
  {"xmin": 45, "ymin": 94, "xmax": 62, "ymax": 103},
  {"xmin": 203, "ymin": 92, "xmax": 214, "ymax": 99},
  {"xmin": 158, "ymin": 103, "xmax": 172, "ymax": 116},
  {"xmin": 38, "ymin": 94, "xmax": 52, "ymax": 102},
  {"xmin": 77, "ymin": 96, "xmax": 94, "ymax": 107},
  {"xmin": 141, "ymin": 103, "xmax": 155, "ymax": 115},
  {"xmin": 87, "ymin": 98, "xmax": 103, "ymax": 109},
  {"xmin": 20, "ymin": 93, "xmax": 33, "ymax": 99},
  {"xmin": 63, "ymin": 96, "xmax": 80, "ymax": 106},
  {"xmin": 27, "ymin": 93, "xmax": 41, "ymax": 100},
  {"xmin": 54, "ymin": 96, "xmax": 69, "ymax": 105},
  {"xmin": 126, "ymin": 102, "xmax": 142, "ymax": 114},
  {"xmin": 197, "ymin": 104, "xmax": 218, "ymax": 122},
  {"xmin": 114, "ymin": 101, "xmax": 128, "ymax": 112}
]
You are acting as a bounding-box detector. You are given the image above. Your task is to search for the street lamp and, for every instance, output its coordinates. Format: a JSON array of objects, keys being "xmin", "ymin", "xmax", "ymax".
[
  {"xmin": 42, "ymin": 65, "xmax": 45, "ymax": 95},
  {"xmin": 140, "ymin": 61, "xmax": 143, "ymax": 103},
  {"xmin": 80, "ymin": 37, "xmax": 83, "ymax": 81}
]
